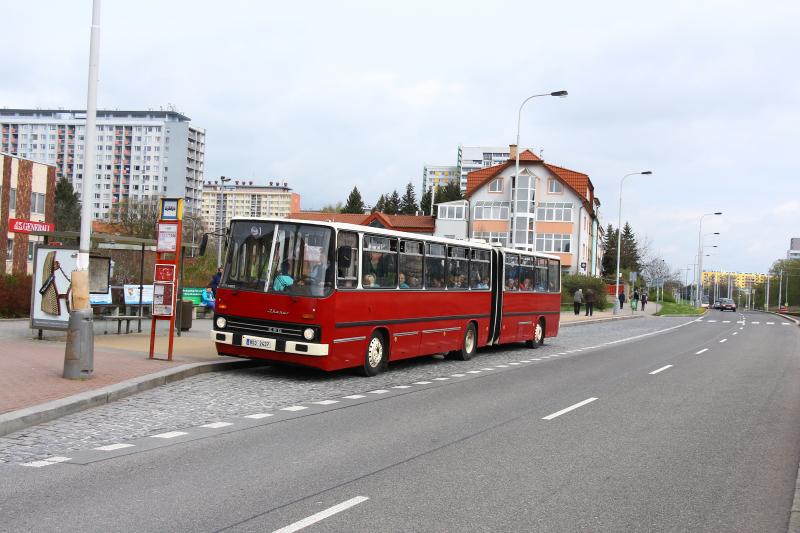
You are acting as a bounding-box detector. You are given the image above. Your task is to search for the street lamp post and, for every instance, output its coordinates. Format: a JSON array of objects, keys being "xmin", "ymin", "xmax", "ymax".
[
  {"xmin": 511, "ymin": 90, "xmax": 567, "ymax": 249},
  {"xmin": 695, "ymin": 212, "xmax": 722, "ymax": 307},
  {"xmin": 613, "ymin": 170, "xmax": 653, "ymax": 314},
  {"xmin": 217, "ymin": 176, "xmax": 231, "ymax": 267}
]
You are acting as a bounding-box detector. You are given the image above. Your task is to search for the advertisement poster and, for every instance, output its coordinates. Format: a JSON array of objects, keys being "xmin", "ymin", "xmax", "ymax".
[
  {"xmin": 157, "ymin": 222, "xmax": 178, "ymax": 253},
  {"xmin": 123, "ymin": 284, "xmax": 154, "ymax": 305},
  {"xmin": 30, "ymin": 246, "xmax": 79, "ymax": 330},
  {"xmin": 89, "ymin": 289, "xmax": 113, "ymax": 305},
  {"xmin": 152, "ymin": 282, "xmax": 175, "ymax": 316}
]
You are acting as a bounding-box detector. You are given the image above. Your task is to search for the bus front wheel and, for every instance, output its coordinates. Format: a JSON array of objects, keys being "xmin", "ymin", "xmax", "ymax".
[
  {"xmin": 526, "ymin": 319, "xmax": 545, "ymax": 349},
  {"xmin": 448, "ymin": 323, "xmax": 477, "ymax": 361},
  {"xmin": 360, "ymin": 332, "xmax": 386, "ymax": 377}
]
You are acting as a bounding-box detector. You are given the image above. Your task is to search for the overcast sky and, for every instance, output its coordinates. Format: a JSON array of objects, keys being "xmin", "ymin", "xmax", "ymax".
[{"xmin": 2, "ymin": 0, "xmax": 798, "ymax": 275}]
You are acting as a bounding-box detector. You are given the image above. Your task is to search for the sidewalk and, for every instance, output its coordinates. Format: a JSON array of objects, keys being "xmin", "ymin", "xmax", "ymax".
[
  {"xmin": 0, "ymin": 318, "xmax": 255, "ymax": 435},
  {"xmin": 560, "ymin": 300, "xmax": 661, "ymax": 325}
]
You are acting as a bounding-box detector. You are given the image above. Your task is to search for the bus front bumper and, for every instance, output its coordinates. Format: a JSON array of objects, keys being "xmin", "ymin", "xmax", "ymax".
[{"xmin": 211, "ymin": 330, "xmax": 329, "ymax": 357}]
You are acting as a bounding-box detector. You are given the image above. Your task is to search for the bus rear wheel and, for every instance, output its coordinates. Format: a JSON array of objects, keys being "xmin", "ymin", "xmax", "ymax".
[
  {"xmin": 359, "ymin": 332, "xmax": 386, "ymax": 377},
  {"xmin": 448, "ymin": 323, "xmax": 477, "ymax": 361},
  {"xmin": 526, "ymin": 319, "xmax": 545, "ymax": 349}
]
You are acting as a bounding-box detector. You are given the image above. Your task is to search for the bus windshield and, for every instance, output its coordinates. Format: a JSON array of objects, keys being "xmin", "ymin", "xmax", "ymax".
[{"xmin": 225, "ymin": 221, "xmax": 334, "ymax": 297}]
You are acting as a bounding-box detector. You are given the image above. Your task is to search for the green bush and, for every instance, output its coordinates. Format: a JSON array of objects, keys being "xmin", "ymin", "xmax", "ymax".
[
  {"xmin": 561, "ymin": 274, "xmax": 610, "ymax": 310},
  {"xmin": 0, "ymin": 274, "xmax": 32, "ymax": 317},
  {"xmin": 648, "ymin": 289, "xmax": 675, "ymax": 303}
]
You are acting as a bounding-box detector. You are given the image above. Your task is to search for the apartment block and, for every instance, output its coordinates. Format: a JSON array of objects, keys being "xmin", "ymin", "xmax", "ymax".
[
  {"xmin": 202, "ymin": 179, "xmax": 301, "ymax": 233},
  {"xmin": 0, "ymin": 109, "xmax": 205, "ymax": 218},
  {"xmin": 421, "ymin": 165, "xmax": 459, "ymax": 194}
]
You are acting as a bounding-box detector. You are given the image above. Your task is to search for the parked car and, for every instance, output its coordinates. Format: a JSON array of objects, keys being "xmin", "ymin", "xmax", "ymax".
[
  {"xmin": 713, "ymin": 299, "xmax": 721, "ymax": 309},
  {"xmin": 719, "ymin": 298, "xmax": 737, "ymax": 312}
]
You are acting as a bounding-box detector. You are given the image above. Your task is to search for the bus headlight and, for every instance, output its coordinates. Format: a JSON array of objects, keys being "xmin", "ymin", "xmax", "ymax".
[
  {"xmin": 216, "ymin": 317, "xmax": 227, "ymax": 329},
  {"xmin": 303, "ymin": 328, "xmax": 315, "ymax": 341}
]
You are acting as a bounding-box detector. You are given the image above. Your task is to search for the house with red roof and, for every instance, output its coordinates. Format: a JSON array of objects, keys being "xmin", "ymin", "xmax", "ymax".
[
  {"xmin": 434, "ymin": 145, "xmax": 602, "ymax": 275},
  {"xmin": 289, "ymin": 210, "xmax": 436, "ymax": 235}
]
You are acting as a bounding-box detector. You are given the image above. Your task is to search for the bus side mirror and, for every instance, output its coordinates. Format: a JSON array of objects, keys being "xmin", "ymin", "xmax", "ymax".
[
  {"xmin": 199, "ymin": 234, "xmax": 209, "ymax": 256},
  {"xmin": 337, "ymin": 247, "xmax": 351, "ymax": 269}
]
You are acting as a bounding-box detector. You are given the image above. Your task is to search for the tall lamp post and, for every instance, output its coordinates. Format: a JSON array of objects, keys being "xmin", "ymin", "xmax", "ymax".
[
  {"xmin": 511, "ymin": 90, "xmax": 568, "ymax": 249},
  {"xmin": 613, "ymin": 170, "xmax": 653, "ymax": 314},
  {"xmin": 696, "ymin": 212, "xmax": 722, "ymax": 306},
  {"xmin": 217, "ymin": 176, "xmax": 231, "ymax": 267}
]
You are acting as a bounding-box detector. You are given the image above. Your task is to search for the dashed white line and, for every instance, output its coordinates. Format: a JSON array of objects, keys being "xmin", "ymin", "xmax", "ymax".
[
  {"xmin": 557, "ymin": 353, "xmax": 568, "ymax": 355},
  {"xmin": 94, "ymin": 443, "xmax": 135, "ymax": 451},
  {"xmin": 150, "ymin": 431, "xmax": 187, "ymax": 439},
  {"xmin": 696, "ymin": 348, "xmax": 709, "ymax": 355},
  {"xmin": 723, "ymin": 320, "xmax": 731, "ymax": 323},
  {"xmin": 531, "ymin": 358, "xmax": 542, "ymax": 361},
  {"xmin": 707, "ymin": 320, "xmax": 717, "ymax": 323},
  {"xmin": 752, "ymin": 321, "xmax": 760, "ymax": 324},
  {"xmin": 766, "ymin": 322, "xmax": 775, "ymax": 325},
  {"xmin": 201, "ymin": 422, "xmax": 233, "ymax": 429},
  {"xmin": 732, "ymin": 332, "xmax": 738, "ymax": 335},
  {"xmin": 649, "ymin": 364, "xmax": 673, "ymax": 375},
  {"xmin": 21, "ymin": 456, "xmax": 71, "ymax": 468},
  {"xmin": 432, "ymin": 377, "xmax": 450, "ymax": 381},
  {"xmin": 271, "ymin": 496, "xmax": 370, "ymax": 533},
  {"xmin": 244, "ymin": 413, "xmax": 273, "ymax": 419},
  {"xmin": 739, "ymin": 327, "xmax": 744, "ymax": 330},
  {"xmin": 451, "ymin": 373, "xmax": 467, "ymax": 376},
  {"xmin": 519, "ymin": 360, "xmax": 531, "ymax": 363},
  {"xmin": 508, "ymin": 363, "xmax": 521, "ymax": 366},
  {"xmin": 412, "ymin": 382, "xmax": 431, "ymax": 385},
  {"xmin": 542, "ymin": 398, "xmax": 598, "ymax": 420},
  {"xmin": 281, "ymin": 405, "xmax": 308, "ymax": 411},
  {"xmin": 719, "ymin": 338, "xmax": 727, "ymax": 343},
  {"xmin": 313, "ymin": 400, "xmax": 340, "ymax": 405},
  {"xmin": 784, "ymin": 322, "xmax": 792, "ymax": 325},
  {"xmin": 495, "ymin": 365, "xmax": 509, "ymax": 368},
  {"xmin": 391, "ymin": 386, "xmax": 411, "ymax": 389},
  {"xmin": 466, "ymin": 370, "xmax": 482, "ymax": 373},
  {"xmin": 367, "ymin": 389, "xmax": 389, "ymax": 394},
  {"xmin": 343, "ymin": 394, "xmax": 366, "ymax": 399}
]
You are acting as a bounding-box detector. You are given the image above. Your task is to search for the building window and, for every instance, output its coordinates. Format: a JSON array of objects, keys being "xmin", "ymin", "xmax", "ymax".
[
  {"xmin": 535, "ymin": 233, "xmax": 571, "ymax": 253},
  {"xmin": 548, "ymin": 179, "xmax": 563, "ymax": 194},
  {"xmin": 437, "ymin": 204, "xmax": 465, "ymax": 220},
  {"xmin": 473, "ymin": 201, "xmax": 509, "ymax": 220},
  {"xmin": 536, "ymin": 202, "xmax": 573, "ymax": 221},
  {"xmin": 9, "ymin": 188, "xmax": 16, "ymax": 211},
  {"xmin": 489, "ymin": 178, "xmax": 503, "ymax": 192},
  {"xmin": 31, "ymin": 192, "xmax": 46, "ymax": 214},
  {"xmin": 473, "ymin": 231, "xmax": 508, "ymax": 247}
]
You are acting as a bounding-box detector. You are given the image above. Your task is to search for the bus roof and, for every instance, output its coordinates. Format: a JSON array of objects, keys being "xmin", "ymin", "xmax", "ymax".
[{"xmin": 229, "ymin": 216, "xmax": 561, "ymax": 261}]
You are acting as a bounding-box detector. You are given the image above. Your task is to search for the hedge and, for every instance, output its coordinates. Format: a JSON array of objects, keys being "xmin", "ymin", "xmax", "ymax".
[
  {"xmin": 0, "ymin": 274, "xmax": 32, "ymax": 317},
  {"xmin": 561, "ymin": 274, "xmax": 610, "ymax": 310}
]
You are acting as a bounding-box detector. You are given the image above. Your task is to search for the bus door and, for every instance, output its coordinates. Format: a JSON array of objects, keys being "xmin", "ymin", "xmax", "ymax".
[{"xmin": 488, "ymin": 248, "xmax": 503, "ymax": 345}]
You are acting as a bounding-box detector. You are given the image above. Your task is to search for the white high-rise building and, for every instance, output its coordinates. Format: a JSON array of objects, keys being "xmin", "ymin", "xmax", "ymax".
[
  {"xmin": 457, "ymin": 145, "xmax": 511, "ymax": 192},
  {"xmin": 421, "ymin": 165, "xmax": 459, "ymax": 194},
  {"xmin": 202, "ymin": 180, "xmax": 301, "ymax": 233},
  {"xmin": 0, "ymin": 109, "xmax": 206, "ymax": 218}
]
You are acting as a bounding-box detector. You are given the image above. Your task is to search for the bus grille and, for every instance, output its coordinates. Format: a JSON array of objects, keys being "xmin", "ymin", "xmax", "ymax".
[{"xmin": 224, "ymin": 317, "xmax": 307, "ymax": 341}]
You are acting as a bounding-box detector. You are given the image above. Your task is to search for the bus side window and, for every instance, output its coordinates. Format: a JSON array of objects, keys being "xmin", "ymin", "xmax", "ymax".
[
  {"xmin": 336, "ymin": 231, "xmax": 359, "ymax": 289},
  {"xmin": 424, "ymin": 243, "xmax": 446, "ymax": 289},
  {"xmin": 362, "ymin": 236, "xmax": 397, "ymax": 288},
  {"xmin": 447, "ymin": 246, "xmax": 468, "ymax": 289},
  {"xmin": 519, "ymin": 256, "xmax": 535, "ymax": 291},
  {"xmin": 470, "ymin": 249, "xmax": 490, "ymax": 289},
  {"xmin": 548, "ymin": 258, "xmax": 560, "ymax": 292},
  {"xmin": 504, "ymin": 254, "xmax": 519, "ymax": 291},
  {"xmin": 399, "ymin": 240, "xmax": 423, "ymax": 289},
  {"xmin": 535, "ymin": 258, "xmax": 548, "ymax": 291}
]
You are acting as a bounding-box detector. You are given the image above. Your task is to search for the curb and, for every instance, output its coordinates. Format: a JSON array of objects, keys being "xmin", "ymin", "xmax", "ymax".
[
  {"xmin": 0, "ymin": 358, "xmax": 265, "ymax": 437},
  {"xmin": 761, "ymin": 310, "xmax": 800, "ymax": 326},
  {"xmin": 561, "ymin": 314, "xmax": 644, "ymax": 327}
]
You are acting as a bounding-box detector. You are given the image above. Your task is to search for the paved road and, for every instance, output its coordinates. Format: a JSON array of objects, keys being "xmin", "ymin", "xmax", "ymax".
[{"xmin": 1, "ymin": 311, "xmax": 799, "ymax": 532}]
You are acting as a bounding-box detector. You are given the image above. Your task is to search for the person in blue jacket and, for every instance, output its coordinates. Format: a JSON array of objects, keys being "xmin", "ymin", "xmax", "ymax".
[{"xmin": 201, "ymin": 286, "xmax": 216, "ymax": 311}]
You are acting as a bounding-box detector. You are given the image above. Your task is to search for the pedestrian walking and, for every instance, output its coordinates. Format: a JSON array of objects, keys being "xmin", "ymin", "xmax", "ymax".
[
  {"xmin": 210, "ymin": 267, "xmax": 223, "ymax": 296},
  {"xmin": 618, "ymin": 289, "xmax": 626, "ymax": 309},
  {"xmin": 641, "ymin": 291, "xmax": 648, "ymax": 311},
  {"xmin": 584, "ymin": 288, "xmax": 595, "ymax": 316},
  {"xmin": 632, "ymin": 289, "xmax": 640, "ymax": 311},
  {"xmin": 573, "ymin": 288, "xmax": 583, "ymax": 315}
]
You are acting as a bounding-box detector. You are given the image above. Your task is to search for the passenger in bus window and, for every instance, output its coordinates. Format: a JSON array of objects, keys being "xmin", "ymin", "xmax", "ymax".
[
  {"xmin": 429, "ymin": 276, "xmax": 443, "ymax": 288},
  {"xmin": 408, "ymin": 275, "xmax": 421, "ymax": 288},
  {"xmin": 363, "ymin": 273, "xmax": 377, "ymax": 288},
  {"xmin": 477, "ymin": 278, "xmax": 489, "ymax": 289},
  {"xmin": 522, "ymin": 278, "xmax": 533, "ymax": 291},
  {"xmin": 399, "ymin": 272, "xmax": 410, "ymax": 289},
  {"xmin": 273, "ymin": 261, "xmax": 294, "ymax": 292}
]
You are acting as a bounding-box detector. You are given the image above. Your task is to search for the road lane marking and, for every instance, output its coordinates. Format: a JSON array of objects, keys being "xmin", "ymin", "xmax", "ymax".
[
  {"xmin": 557, "ymin": 352, "xmax": 568, "ymax": 355},
  {"xmin": 245, "ymin": 413, "xmax": 273, "ymax": 419},
  {"xmin": 739, "ymin": 327, "xmax": 744, "ymax": 330},
  {"xmin": 707, "ymin": 320, "xmax": 717, "ymax": 322},
  {"xmin": 723, "ymin": 320, "xmax": 731, "ymax": 323},
  {"xmin": 766, "ymin": 322, "xmax": 775, "ymax": 325},
  {"xmin": 695, "ymin": 348, "xmax": 708, "ymax": 354},
  {"xmin": 752, "ymin": 321, "xmax": 760, "ymax": 324},
  {"xmin": 21, "ymin": 456, "xmax": 71, "ymax": 468},
  {"xmin": 271, "ymin": 496, "xmax": 370, "ymax": 533},
  {"xmin": 733, "ymin": 332, "xmax": 738, "ymax": 335},
  {"xmin": 719, "ymin": 338, "xmax": 727, "ymax": 343},
  {"xmin": 451, "ymin": 373, "xmax": 467, "ymax": 376},
  {"xmin": 314, "ymin": 400, "xmax": 340, "ymax": 404},
  {"xmin": 391, "ymin": 386, "xmax": 411, "ymax": 389},
  {"xmin": 495, "ymin": 365, "xmax": 509, "ymax": 368},
  {"xmin": 94, "ymin": 443, "xmax": 135, "ymax": 451},
  {"xmin": 519, "ymin": 360, "xmax": 531, "ymax": 363},
  {"xmin": 150, "ymin": 431, "xmax": 188, "ymax": 439},
  {"xmin": 432, "ymin": 377, "xmax": 450, "ymax": 381},
  {"xmin": 508, "ymin": 363, "xmax": 521, "ymax": 365},
  {"xmin": 542, "ymin": 397, "xmax": 598, "ymax": 420},
  {"xmin": 784, "ymin": 322, "xmax": 792, "ymax": 325},
  {"xmin": 281, "ymin": 406, "xmax": 308, "ymax": 411},
  {"xmin": 531, "ymin": 358, "xmax": 542, "ymax": 361},
  {"xmin": 480, "ymin": 368, "xmax": 495, "ymax": 371},
  {"xmin": 412, "ymin": 382, "xmax": 432, "ymax": 385},
  {"xmin": 649, "ymin": 365, "xmax": 673, "ymax": 375},
  {"xmin": 367, "ymin": 389, "xmax": 389, "ymax": 394},
  {"xmin": 201, "ymin": 422, "xmax": 233, "ymax": 429},
  {"xmin": 466, "ymin": 370, "xmax": 482, "ymax": 373}
]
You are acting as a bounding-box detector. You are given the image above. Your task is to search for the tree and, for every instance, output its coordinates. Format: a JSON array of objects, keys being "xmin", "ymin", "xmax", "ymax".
[
  {"xmin": 420, "ymin": 187, "xmax": 432, "ymax": 216},
  {"xmin": 53, "ymin": 177, "xmax": 81, "ymax": 232},
  {"xmin": 384, "ymin": 190, "xmax": 401, "ymax": 215},
  {"xmin": 342, "ymin": 186, "xmax": 365, "ymax": 214},
  {"xmin": 441, "ymin": 181, "xmax": 463, "ymax": 202},
  {"xmin": 399, "ymin": 182, "xmax": 418, "ymax": 215},
  {"xmin": 108, "ymin": 198, "xmax": 160, "ymax": 238},
  {"xmin": 620, "ymin": 222, "xmax": 641, "ymax": 272},
  {"xmin": 373, "ymin": 194, "xmax": 386, "ymax": 213},
  {"xmin": 320, "ymin": 202, "xmax": 343, "ymax": 213},
  {"xmin": 601, "ymin": 223, "xmax": 617, "ymax": 277}
]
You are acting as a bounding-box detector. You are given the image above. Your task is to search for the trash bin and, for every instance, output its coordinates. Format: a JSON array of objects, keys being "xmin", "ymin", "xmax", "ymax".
[{"xmin": 180, "ymin": 299, "xmax": 193, "ymax": 331}]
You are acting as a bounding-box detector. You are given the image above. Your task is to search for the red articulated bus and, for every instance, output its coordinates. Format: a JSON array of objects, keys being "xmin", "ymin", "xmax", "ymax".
[{"xmin": 210, "ymin": 218, "xmax": 561, "ymax": 376}]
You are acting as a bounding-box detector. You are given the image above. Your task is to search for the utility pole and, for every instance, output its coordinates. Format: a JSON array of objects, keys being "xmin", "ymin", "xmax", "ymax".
[
  {"xmin": 765, "ymin": 275, "xmax": 770, "ymax": 312},
  {"xmin": 778, "ymin": 270, "xmax": 784, "ymax": 309},
  {"xmin": 64, "ymin": 0, "xmax": 101, "ymax": 380}
]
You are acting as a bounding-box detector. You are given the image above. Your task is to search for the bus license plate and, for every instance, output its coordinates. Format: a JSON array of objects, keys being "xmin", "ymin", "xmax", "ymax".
[{"xmin": 242, "ymin": 336, "xmax": 275, "ymax": 350}]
